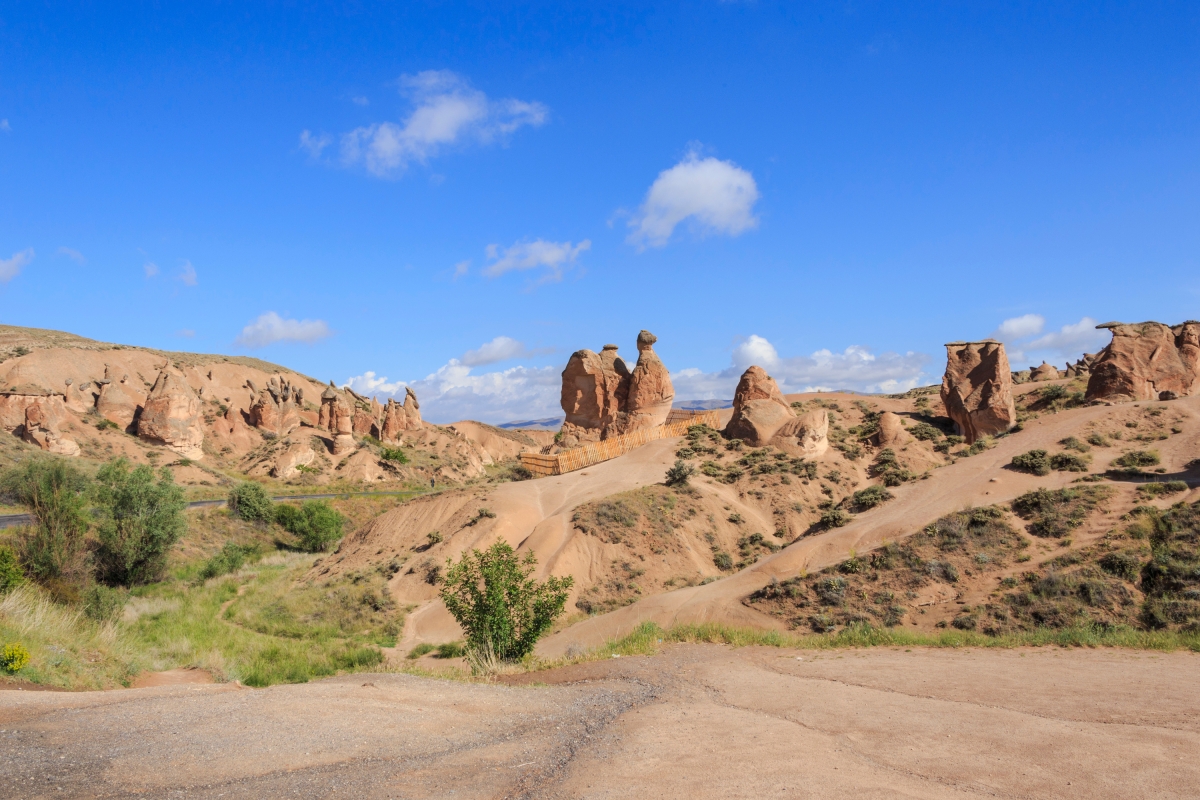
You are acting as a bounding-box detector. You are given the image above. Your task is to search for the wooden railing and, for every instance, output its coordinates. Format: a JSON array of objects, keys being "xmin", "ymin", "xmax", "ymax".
[{"xmin": 519, "ymin": 410, "xmax": 720, "ymax": 477}]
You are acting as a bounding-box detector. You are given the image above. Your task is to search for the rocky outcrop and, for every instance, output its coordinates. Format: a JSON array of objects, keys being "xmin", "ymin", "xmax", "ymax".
[
  {"xmin": 940, "ymin": 341, "xmax": 1017, "ymax": 444},
  {"xmin": 560, "ymin": 345, "xmax": 630, "ymax": 442},
  {"xmin": 402, "ymin": 387, "xmax": 422, "ymax": 430},
  {"xmin": 723, "ymin": 366, "xmax": 826, "ymax": 455},
  {"xmin": 1065, "ymin": 353, "xmax": 1098, "ymax": 379},
  {"xmin": 379, "ymin": 388, "xmax": 423, "ymax": 441},
  {"xmin": 211, "ymin": 404, "xmax": 256, "ymax": 452},
  {"xmin": 1086, "ymin": 321, "xmax": 1200, "ymax": 402},
  {"xmin": 622, "ymin": 331, "xmax": 674, "ymax": 433},
  {"xmin": 352, "ymin": 405, "xmax": 377, "ymax": 437},
  {"xmin": 772, "ymin": 409, "xmax": 829, "ymax": 458},
  {"xmin": 272, "ymin": 440, "xmax": 317, "ymax": 479},
  {"xmin": 0, "ymin": 385, "xmax": 59, "ymax": 432},
  {"xmin": 137, "ymin": 371, "xmax": 205, "ymax": 459},
  {"xmin": 248, "ymin": 375, "xmax": 303, "ymax": 435},
  {"xmin": 21, "ymin": 399, "xmax": 79, "ymax": 456},
  {"xmin": 318, "ymin": 383, "xmax": 338, "ymax": 430},
  {"xmin": 331, "ymin": 396, "xmax": 356, "ymax": 455},
  {"xmin": 873, "ymin": 411, "xmax": 910, "ymax": 449},
  {"xmin": 94, "ymin": 366, "xmax": 142, "ymax": 431},
  {"xmin": 1030, "ymin": 362, "xmax": 1062, "ymax": 382}
]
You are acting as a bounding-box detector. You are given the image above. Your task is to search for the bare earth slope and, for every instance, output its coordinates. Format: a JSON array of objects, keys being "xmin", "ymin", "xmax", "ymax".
[{"xmin": 3, "ymin": 644, "xmax": 1198, "ymax": 798}]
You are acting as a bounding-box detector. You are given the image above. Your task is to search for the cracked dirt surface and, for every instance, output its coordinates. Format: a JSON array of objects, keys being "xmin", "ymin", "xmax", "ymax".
[{"xmin": 2, "ymin": 644, "xmax": 1198, "ymax": 798}]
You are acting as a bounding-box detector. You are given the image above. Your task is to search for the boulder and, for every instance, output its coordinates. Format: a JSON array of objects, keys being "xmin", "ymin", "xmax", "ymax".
[
  {"xmin": 873, "ymin": 411, "xmax": 910, "ymax": 449},
  {"xmin": 940, "ymin": 341, "xmax": 1017, "ymax": 444},
  {"xmin": 724, "ymin": 366, "xmax": 795, "ymax": 446},
  {"xmin": 622, "ymin": 330, "xmax": 674, "ymax": 432},
  {"xmin": 772, "ymin": 408, "xmax": 829, "ymax": 457},
  {"xmin": 1064, "ymin": 352, "xmax": 1098, "ymax": 379},
  {"xmin": 1086, "ymin": 321, "xmax": 1200, "ymax": 402},
  {"xmin": 21, "ymin": 399, "xmax": 80, "ymax": 456},
  {"xmin": 138, "ymin": 371, "xmax": 205, "ymax": 459},
  {"xmin": 1030, "ymin": 362, "xmax": 1061, "ymax": 382},
  {"xmin": 560, "ymin": 346, "xmax": 630, "ymax": 442},
  {"xmin": 272, "ymin": 440, "xmax": 317, "ymax": 479}
]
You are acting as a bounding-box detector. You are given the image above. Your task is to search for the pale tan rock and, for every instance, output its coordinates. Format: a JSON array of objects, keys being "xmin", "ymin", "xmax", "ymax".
[
  {"xmin": 724, "ymin": 366, "xmax": 794, "ymax": 446},
  {"xmin": 211, "ymin": 405, "xmax": 256, "ymax": 452},
  {"xmin": 336, "ymin": 448, "xmax": 387, "ymax": 483},
  {"xmin": 272, "ymin": 440, "xmax": 317, "ymax": 479},
  {"xmin": 318, "ymin": 383, "xmax": 338, "ymax": 430},
  {"xmin": 137, "ymin": 371, "xmax": 205, "ymax": 459},
  {"xmin": 402, "ymin": 387, "xmax": 423, "ymax": 430},
  {"xmin": 622, "ymin": 330, "xmax": 674, "ymax": 432},
  {"xmin": 873, "ymin": 411, "xmax": 910, "ymax": 449},
  {"xmin": 940, "ymin": 341, "xmax": 1017, "ymax": 444},
  {"xmin": 95, "ymin": 376, "xmax": 142, "ymax": 431},
  {"xmin": 21, "ymin": 399, "xmax": 79, "ymax": 456},
  {"xmin": 1086, "ymin": 321, "xmax": 1200, "ymax": 402},
  {"xmin": 331, "ymin": 396, "xmax": 356, "ymax": 455},
  {"xmin": 1030, "ymin": 362, "xmax": 1062, "ymax": 382},
  {"xmin": 772, "ymin": 408, "xmax": 829, "ymax": 457},
  {"xmin": 561, "ymin": 348, "xmax": 625, "ymax": 442},
  {"xmin": 0, "ymin": 385, "xmax": 58, "ymax": 432}
]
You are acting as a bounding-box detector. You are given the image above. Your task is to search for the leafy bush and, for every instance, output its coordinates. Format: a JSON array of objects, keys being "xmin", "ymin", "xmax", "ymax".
[
  {"xmin": 1099, "ymin": 551, "xmax": 1142, "ymax": 582},
  {"xmin": 1049, "ymin": 452, "xmax": 1090, "ymax": 473},
  {"xmin": 93, "ymin": 459, "xmax": 187, "ymax": 586},
  {"xmin": 0, "ymin": 546, "xmax": 24, "ymax": 593},
  {"xmin": 509, "ymin": 464, "xmax": 533, "ymax": 481},
  {"xmin": 820, "ymin": 508, "xmax": 852, "ymax": 529},
  {"xmin": 1059, "ymin": 436, "xmax": 1091, "ymax": 453},
  {"xmin": 814, "ymin": 576, "xmax": 846, "ymax": 605},
  {"xmin": 380, "ymin": 446, "xmax": 408, "ymax": 463},
  {"xmin": 276, "ymin": 501, "xmax": 345, "ymax": 552},
  {"xmin": 665, "ymin": 459, "xmax": 695, "ymax": 487},
  {"xmin": 1011, "ymin": 449, "xmax": 1051, "ymax": 476},
  {"xmin": 0, "ymin": 459, "xmax": 91, "ymax": 583},
  {"xmin": 197, "ymin": 542, "xmax": 262, "ymax": 582},
  {"xmin": 851, "ymin": 485, "xmax": 893, "ymax": 510},
  {"xmin": 1113, "ymin": 450, "xmax": 1161, "ymax": 469},
  {"xmin": 1011, "ymin": 486, "xmax": 1111, "ymax": 538},
  {"xmin": 440, "ymin": 541, "xmax": 573, "ymax": 662},
  {"xmin": 909, "ymin": 422, "xmax": 943, "ymax": 441},
  {"xmin": 1138, "ymin": 481, "xmax": 1189, "ymax": 498},
  {"xmin": 228, "ymin": 482, "xmax": 274, "ymax": 522},
  {"xmin": 713, "ymin": 550, "xmax": 733, "ymax": 571},
  {"xmin": 82, "ymin": 584, "xmax": 127, "ymax": 622},
  {"xmin": 1, "ymin": 642, "xmax": 30, "ymax": 673},
  {"xmin": 1039, "ymin": 384, "xmax": 1068, "ymax": 401}
]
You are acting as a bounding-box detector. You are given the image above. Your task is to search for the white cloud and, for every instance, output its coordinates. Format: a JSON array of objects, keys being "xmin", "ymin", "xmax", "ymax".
[
  {"xmin": 673, "ymin": 336, "xmax": 931, "ymax": 401},
  {"xmin": 57, "ymin": 247, "xmax": 86, "ymax": 265},
  {"xmin": 992, "ymin": 313, "xmax": 1044, "ymax": 341},
  {"xmin": 235, "ymin": 312, "xmax": 332, "ymax": 348},
  {"xmin": 345, "ymin": 371, "xmax": 406, "ymax": 395},
  {"xmin": 143, "ymin": 261, "xmax": 159, "ymax": 278},
  {"xmin": 461, "ymin": 336, "xmax": 547, "ymax": 367},
  {"xmin": 483, "ymin": 239, "xmax": 590, "ymax": 282},
  {"xmin": 627, "ymin": 150, "xmax": 760, "ymax": 248},
  {"xmin": 0, "ymin": 119, "xmax": 10, "ymax": 133},
  {"xmin": 351, "ymin": 96, "xmax": 369, "ymax": 107},
  {"xmin": 299, "ymin": 129, "xmax": 332, "ymax": 158},
  {"xmin": 988, "ymin": 314, "xmax": 1109, "ymax": 369},
  {"xmin": 176, "ymin": 329, "xmax": 195, "ymax": 338},
  {"xmin": 336, "ymin": 70, "xmax": 547, "ymax": 177},
  {"xmin": 0, "ymin": 248, "xmax": 33, "ymax": 283},
  {"xmin": 177, "ymin": 260, "xmax": 198, "ymax": 286},
  {"xmin": 453, "ymin": 260, "xmax": 470, "ymax": 279}
]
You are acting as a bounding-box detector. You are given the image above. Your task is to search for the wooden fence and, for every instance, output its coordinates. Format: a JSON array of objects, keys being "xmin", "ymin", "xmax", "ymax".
[{"xmin": 519, "ymin": 409, "xmax": 721, "ymax": 477}]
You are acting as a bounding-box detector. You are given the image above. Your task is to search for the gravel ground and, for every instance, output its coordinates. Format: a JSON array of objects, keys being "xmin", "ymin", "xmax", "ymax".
[{"xmin": 2, "ymin": 644, "xmax": 1199, "ymax": 798}]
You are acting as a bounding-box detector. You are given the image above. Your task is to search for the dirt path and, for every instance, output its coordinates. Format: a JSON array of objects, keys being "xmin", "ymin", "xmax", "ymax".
[{"xmin": 2, "ymin": 644, "xmax": 1198, "ymax": 798}]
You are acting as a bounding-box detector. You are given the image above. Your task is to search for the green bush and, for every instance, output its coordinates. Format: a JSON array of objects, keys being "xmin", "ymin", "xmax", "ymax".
[
  {"xmin": 380, "ymin": 446, "xmax": 408, "ymax": 463},
  {"xmin": 0, "ymin": 459, "xmax": 91, "ymax": 583},
  {"xmin": 82, "ymin": 584, "xmax": 127, "ymax": 623},
  {"xmin": 820, "ymin": 508, "xmax": 853, "ymax": 529},
  {"xmin": 197, "ymin": 542, "xmax": 263, "ymax": 582},
  {"xmin": 276, "ymin": 501, "xmax": 345, "ymax": 552},
  {"xmin": 228, "ymin": 482, "xmax": 274, "ymax": 522},
  {"xmin": 93, "ymin": 459, "xmax": 187, "ymax": 586},
  {"xmin": 1138, "ymin": 481, "xmax": 1189, "ymax": 498},
  {"xmin": 1, "ymin": 642, "xmax": 30, "ymax": 673},
  {"xmin": 909, "ymin": 423, "xmax": 943, "ymax": 442},
  {"xmin": 0, "ymin": 546, "xmax": 25, "ymax": 593},
  {"xmin": 1059, "ymin": 437, "xmax": 1091, "ymax": 453},
  {"xmin": 664, "ymin": 459, "xmax": 695, "ymax": 487},
  {"xmin": 1011, "ymin": 486, "xmax": 1110, "ymax": 538},
  {"xmin": 852, "ymin": 485, "xmax": 893, "ymax": 510},
  {"xmin": 713, "ymin": 550, "xmax": 733, "ymax": 571},
  {"xmin": 440, "ymin": 541, "xmax": 573, "ymax": 662},
  {"xmin": 1114, "ymin": 450, "xmax": 1161, "ymax": 469},
  {"xmin": 1049, "ymin": 452, "xmax": 1090, "ymax": 473},
  {"xmin": 1011, "ymin": 449, "xmax": 1051, "ymax": 476}
]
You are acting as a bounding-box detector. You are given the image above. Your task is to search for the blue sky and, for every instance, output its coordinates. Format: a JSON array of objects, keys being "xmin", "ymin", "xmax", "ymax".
[{"xmin": 2, "ymin": 2, "xmax": 1198, "ymax": 422}]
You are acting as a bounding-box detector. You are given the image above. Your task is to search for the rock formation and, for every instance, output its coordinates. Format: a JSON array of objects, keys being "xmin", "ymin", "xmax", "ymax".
[
  {"xmin": 622, "ymin": 331, "xmax": 674, "ymax": 433},
  {"xmin": 21, "ymin": 399, "xmax": 79, "ymax": 456},
  {"xmin": 402, "ymin": 387, "xmax": 423, "ymax": 430},
  {"xmin": 940, "ymin": 341, "xmax": 1017, "ymax": 444},
  {"xmin": 330, "ymin": 396, "xmax": 356, "ymax": 455},
  {"xmin": 1086, "ymin": 321, "xmax": 1200, "ymax": 402},
  {"xmin": 0, "ymin": 384, "xmax": 60, "ymax": 432},
  {"xmin": 1065, "ymin": 353, "xmax": 1098, "ymax": 379},
  {"xmin": 1029, "ymin": 362, "xmax": 1061, "ymax": 382},
  {"xmin": 318, "ymin": 383, "xmax": 338, "ymax": 430},
  {"xmin": 248, "ymin": 375, "xmax": 303, "ymax": 435},
  {"xmin": 723, "ymin": 366, "xmax": 829, "ymax": 456},
  {"xmin": 560, "ymin": 345, "xmax": 630, "ymax": 442},
  {"xmin": 137, "ymin": 371, "xmax": 205, "ymax": 459},
  {"xmin": 94, "ymin": 366, "xmax": 142, "ymax": 431},
  {"xmin": 873, "ymin": 411, "xmax": 910, "ymax": 449},
  {"xmin": 351, "ymin": 405, "xmax": 377, "ymax": 437},
  {"xmin": 272, "ymin": 440, "xmax": 317, "ymax": 479}
]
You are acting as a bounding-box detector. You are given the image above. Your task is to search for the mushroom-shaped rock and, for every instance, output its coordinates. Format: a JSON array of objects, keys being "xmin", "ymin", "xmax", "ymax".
[
  {"xmin": 402, "ymin": 387, "xmax": 423, "ymax": 430},
  {"xmin": 137, "ymin": 371, "xmax": 205, "ymax": 459},
  {"xmin": 560, "ymin": 346, "xmax": 630, "ymax": 442},
  {"xmin": 724, "ymin": 366, "xmax": 795, "ymax": 447},
  {"xmin": 318, "ymin": 383, "xmax": 338, "ymax": 430},
  {"xmin": 331, "ymin": 396, "xmax": 356, "ymax": 455},
  {"xmin": 940, "ymin": 341, "xmax": 1017, "ymax": 444},
  {"xmin": 21, "ymin": 400, "xmax": 80, "ymax": 457},
  {"xmin": 1030, "ymin": 362, "xmax": 1062, "ymax": 382},
  {"xmin": 622, "ymin": 330, "xmax": 674, "ymax": 432},
  {"xmin": 95, "ymin": 378, "xmax": 142, "ymax": 431},
  {"xmin": 1086, "ymin": 321, "xmax": 1200, "ymax": 402}
]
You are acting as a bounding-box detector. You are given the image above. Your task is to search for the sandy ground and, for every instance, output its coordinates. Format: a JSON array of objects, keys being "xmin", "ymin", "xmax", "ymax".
[{"xmin": 2, "ymin": 644, "xmax": 1198, "ymax": 798}]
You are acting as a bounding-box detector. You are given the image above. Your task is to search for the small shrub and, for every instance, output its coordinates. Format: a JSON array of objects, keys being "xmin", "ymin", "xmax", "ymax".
[
  {"xmin": 820, "ymin": 508, "xmax": 852, "ymax": 529},
  {"xmin": 440, "ymin": 541, "xmax": 573, "ymax": 663},
  {"xmin": 675, "ymin": 447, "xmax": 695, "ymax": 459},
  {"xmin": 951, "ymin": 614, "xmax": 977, "ymax": 631},
  {"xmin": 434, "ymin": 641, "xmax": 466, "ymax": 659},
  {"xmin": 95, "ymin": 419, "xmax": 120, "ymax": 431},
  {"xmin": 851, "ymin": 485, "xmax": 893, "ymax": 510},
  {"xmin": 1011, "ymin": 449, "xmax": 1051, "ymax": 476},
  {"xmin": 665, "ymin": 459, "xmax": 695, "ymax": 487},
  {"xmin": 1138, "ymin": 481, "xmax": 1189, "ymax": 498},
  {"xmin": 228, "ymin": 482, "xmax": 274, "ymax": 522},
  {"xmin": 1087, "ymin": 433, "xmax": 1110, "ymax": 447},
  {"xmin": 713, "ymin": 551, "xmax": 734, "ymax": 571},
  {"xmin": 1, "ymin": 458, "xmax": 91, "ymax": 583},
  {"xmin": 380, "ymin": 447, "xmax": 408, "ymax": 463},
  {"xmin": 197, "ymin": 542, "xmax": 262, "ymax": 582},
  {"xmin": 1059, "ymin": 437, "xmax": 1091, "ymax": 453},
  {"xmin": 909, "ymin": 422, "xmax": 943, "ymax": 442},
  {"xmin": 814, "ymin": 576, "xmax": 846, "ymax": 605},
  {"xmin": 1113, "ymin": 450, "xmax": 1161, "ymax": 469},
  {"xmin": 82, "ymin": 584, "xmax": 127, "ymax": 622},
  {"xmin": 276, "ymin": 501, "xmax": 345, "ymax": 553},
  {"xmin": 426, "ymin": 530, "xmax": 443, "ymax": 546},
  {"xmin": 1099, "ymin": 551, "xmax": 1142, "ymax": 582},
  {"xmin": 1049, "ymin": 452, "xmax": 1090, "ymax": 473},
  {"xmin": 406, "ymin": 643, "xmax": 435, "ymax": 659},
  {"xmin": 1, "ymin": 642, "xmax": 31, "ymax": 673},
  {"xmin": 1039, "ymin": 384, "xmax": 1068, "ymax": 402},
  {"xmin": 0, "ymin": 546, "xmax": 25, "ymax": 593},
  {"xmin": 466, "ymin": 508, "xmax": 498, "ymax": 526},
  {"xmin": 509, "ymin": 464, "xmax": 534, "ymax": 481},
  {"xmin": 1011, "ymin": 486, "xmax": 1110, "ymax": 538}
]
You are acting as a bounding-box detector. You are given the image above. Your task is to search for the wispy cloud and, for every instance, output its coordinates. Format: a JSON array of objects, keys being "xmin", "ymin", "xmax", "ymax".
[
  {"xmin": 351, "ymin": 96, "xmax": 369, "ymax": 107},
  {"xmin": 627, "ymin": 149, "xmax": 759, "ymax": 249},
  {"xmin": 0, "ymin": 248, "xmax": 34, "ymax": 283},
  {"xmin": 235, "ymin": 312, "xmax": 332, "ymax": 348},
  {"xmin": 991, "ymin": 314, "xmax": 1109, "ymax": 368},
  {"xmin": 176, "ymin": 329, "xmax": 195, "ymax": 338},
  {"xmin": 298, "ymin": 130, "xmax": 332, "ymax": 158},
  {"xmin": 177, "ymin": 260, "xmax": 198, "ymax": 286},
  {"xmin": 453, "ymin": 260, "xmax": 470, "ymax": 279},
  {"xmin": 57, "ymin": 247, "xmax": 86, "ymax": 265},
  {"xmin": 144, "ymin": 261, "xmax": 159, "ymax": 278},
  {"xmin": 483, "ymin": 239, "xmax": 590, "ymax": 283},
  {"xmin": 0, "ymin": 120, "xmax": 10, "ymax": 133},
  {"xmin": 329, "ymin": 70, "xmax": 548, "ymax": 178},
  {"xmin": 461, "ymin": 336, "xmax": 551, "ymax": 367}
]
